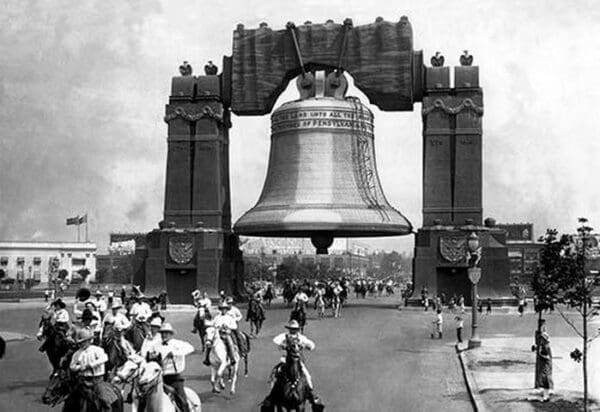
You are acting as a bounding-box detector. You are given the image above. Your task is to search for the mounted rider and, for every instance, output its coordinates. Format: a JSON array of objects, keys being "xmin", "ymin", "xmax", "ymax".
[
  {"xmin": 293, "ymin": 289, "xmax": 309, "ymax": 310},
  {"xmin": 225, "ymin": 297, "xmax": 246, "ymax": 353},
  {"xmin": 102, "ymin": 299, "xmax": 131, "ymax": 339},
  {"xmin": 191, "ymin": 290, "xmax": 212, "ymax": 334},
  {"xmin": 38, "ymin": 298, "xmax": 71, "ymax": 352},
  {"xmin": 205, "ymin": 301, "xmax": 238, "ymax": 366},
  {"xmin": 157, "ymin": 322, "xmax": 194, "ymax": 412},
  {"xmin": 140, "ymin": 317, "xmax": 163, "ymax": 362},
  {"xmin": 69, "ymin": 328, "xmax": 120, "ymax": 410},
  {"xmin": 128, "ymin": 292, "xmax": 152, "ymax": 336},
  {"xmin": 271, "ymin": 320, "xmax": 322, "ymax": 406}
]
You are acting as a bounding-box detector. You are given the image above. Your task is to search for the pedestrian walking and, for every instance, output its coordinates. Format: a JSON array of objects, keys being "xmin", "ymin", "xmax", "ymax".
[
  {"xmin": 486, "ymin": 298, "xmax": 492, "ymax": 314},
  {"xmin": 518, "ymin": 298, "xmax": 525, "ymax": 316},
  {"xmin": 431, "ymin": 309, "xmax": 443, "ymax": 339},
  {"xmin": 44, "ymin": 289, "xmax": 49, "ymax": 302},
  {"xmin": 455, "ymin": 315, "xmax": 464, "ymax": 344},
  {"xmin": 536, "ymin": 332, "xmax": 553, "ymax": 402},
  {"xmin": 458, "ymin": 295, "xmax": 465, "ymax": 313}
]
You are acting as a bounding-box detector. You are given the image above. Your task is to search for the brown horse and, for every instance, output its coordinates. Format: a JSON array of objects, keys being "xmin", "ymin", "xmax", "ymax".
[
  {"xmin": 42, "ymin": 352, "xmax": 123, "ymax": 412},
  {"xmin": 260, "ymin": 337, "xmax": 323, "ymax": 412},
  {"xmin": 247, "ymin": 298, "xmax": 266, "ymax": 336},
  {"xmin": 101, "ymin": 332, "xmax": 129, "ymax": 379},
  {"xmin": 37, "ymin": 314, "xmax": 73, "ymax": 371},
  {"xmin": 289, "ymin": 305, "xmax": 306, "ymax": 334}
]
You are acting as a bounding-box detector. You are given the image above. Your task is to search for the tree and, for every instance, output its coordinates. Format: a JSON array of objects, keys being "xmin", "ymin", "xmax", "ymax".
[{"xmin": 555, "ymin": 218, "xmax": 600, "ymax": 411}]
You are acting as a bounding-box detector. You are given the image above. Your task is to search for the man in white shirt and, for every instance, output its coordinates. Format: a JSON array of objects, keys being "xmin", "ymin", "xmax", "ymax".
[
  {"xmin": 102, "ymin": 300, "xmax": 131, "ymax": 338},
  {"xmin": 158, "ymin": 322, "xmax": 193, "ymax": 412},
  {"xmin": 129, "ymin": 296, "xmax": 152, "ymax": 338},
  {"xmin": 191, "ymin": 291, "xmax": 212, "ymax": 334},
  {"xmin": 140, "ymin": 317, "xmax": 163, "ymax": 362},
  {"xmin": 93, "ymin": 290, "xmax": 107, "ymax": 319},
  {"xmin": 69, "ymin": 328, "xmax": 119, "ymax": 409},
  {"xmin": 225, "ymin": 297, "xmax": 247, "ymax": 360},
  {"xmin": 270, "ymin": 320, "xmax": 321, "ymax": 407},
  {"xmin": 205, "ymin": 302, "xmax": 238, "ymax": 366}
]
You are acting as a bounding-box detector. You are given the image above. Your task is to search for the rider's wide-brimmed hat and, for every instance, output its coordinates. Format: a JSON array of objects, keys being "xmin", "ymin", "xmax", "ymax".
[
  {"xmin": 191, "ymin": 289, "xmax": 201, "ymax": 298},
  {"xmin": 159, "ymin": 322, "xmax": 175, "ymax": 334},
  {"xmin": 111, "ymin": 299, "xmax": 123, "ymax": 309},
  {"xmin": 95, "ymin": 290, "xmax": 103, "ymax": 296},
  {"xmin": 225, "ymin": 296, "xmax": 234, "ymax": 304},
  {"xmin": 149, "ymin": 317, "xmax": 162, "ymax": 327},
  {"xmin": 285, "ymin": 320, "xmax": 300, "ymax": 330},
  {"xmin": 75, "ymin": 328, "xmax": 94, "ymax": 343}
]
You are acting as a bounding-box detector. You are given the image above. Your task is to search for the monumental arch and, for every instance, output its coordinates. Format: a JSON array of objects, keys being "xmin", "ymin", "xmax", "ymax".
[{"xmin": 136, "ymin": 17, "xmax": 510, "ymax": 304}]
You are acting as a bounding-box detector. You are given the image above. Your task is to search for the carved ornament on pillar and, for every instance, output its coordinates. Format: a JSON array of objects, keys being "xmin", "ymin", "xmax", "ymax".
[
  {"xmin": 439, "ymin": 236, "xmax": 467, "ymax": 263},
  {"xmin": 164, "ymin": 106, "xmax": 230, "ymax": 127},
  {"xmin": 168, "ymin": 235, "xmax": 195, "ymax": 265},
  {"xmin": 422, "ymin": 98, "xmax": 483, "ymax": 116}
]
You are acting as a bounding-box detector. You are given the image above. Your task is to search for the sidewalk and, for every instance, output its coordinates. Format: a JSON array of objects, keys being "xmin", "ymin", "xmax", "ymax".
[{"xmin": 459, "ymin": 336, "xmax": 600, "ymax": 411}]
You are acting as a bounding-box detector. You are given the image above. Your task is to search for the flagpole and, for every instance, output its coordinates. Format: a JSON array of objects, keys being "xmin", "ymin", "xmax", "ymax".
[
  {"xmin": 85, "ymin": 213, "xmax": 89, "ymax": 242},
  {"xmin": 77, "ymin": 222, "xmax": 80, "ymax": 242}
]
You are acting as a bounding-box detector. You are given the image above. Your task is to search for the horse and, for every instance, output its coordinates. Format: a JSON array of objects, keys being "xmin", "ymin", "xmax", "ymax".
[
  {"xmin": 263, "ymin": 287, "xmax": 274, "ymax": 308},
  {"xmin": 124, "ymin": 320, "xmax": 146, "ymax": 352},
  {"xmin": 101, "ymin": 332, "xmax": 129, "ymax": 379},
  {"xmin": 42, "ymin": 366, "xmax": 123, "ymax": 412},
  {"xmin": 114, "ymin": 355, "xmax": 201, "ymax": 412},
  {"xmin": 260, "ymin": 337, "xmax": 320, "ymax": 412},
  {"xmin": 192, "ymin": 306, "xmax": 212, "ymax": 352},
  {"xmin": 282, "ymin": 284, "xmax": 296, "ymax": 308},
  {"xmin": 37, "ymin": 314, "xmax": 73, "ymax": 371},
  {"xmin": 204, "ymin": 325, "xmax": 241, "ymax": 395},
  {"xmin": 289, "ymin": 306, "xmax": 306, "ymax": 333},
  {"xmin": 247, "ymin": 299, "xmax": 266, "ymax": 336}
]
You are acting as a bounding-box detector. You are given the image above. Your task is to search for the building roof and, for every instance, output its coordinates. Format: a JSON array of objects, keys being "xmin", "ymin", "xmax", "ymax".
[{"xmin": 0, "ymin": 241, "xmax": 96, "ymax": 251}]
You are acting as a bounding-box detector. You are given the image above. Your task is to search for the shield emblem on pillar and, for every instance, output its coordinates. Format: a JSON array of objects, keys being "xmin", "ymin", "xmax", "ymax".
[
  {"xmin": 439, "ymin": 237, "xmax": 467, "ymax": 263},
  {"xmin": 168, "ymin": 236, "xmax": 195, "ymax": 264}
]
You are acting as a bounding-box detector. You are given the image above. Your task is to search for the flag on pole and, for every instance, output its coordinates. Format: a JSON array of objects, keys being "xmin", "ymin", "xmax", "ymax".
[
  {"xmin": 79, "ymin": 214, "xmax": 87, "ymax": 224},
  {"xmin": 66, "ymin": 216, "xmax": 80, "ymax": 225}
]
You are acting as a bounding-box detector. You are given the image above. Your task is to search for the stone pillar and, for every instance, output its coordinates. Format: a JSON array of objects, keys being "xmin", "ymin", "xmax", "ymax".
[{"xmin": 143, "ymin": 68, "xmax": 242, "ymax": 303}]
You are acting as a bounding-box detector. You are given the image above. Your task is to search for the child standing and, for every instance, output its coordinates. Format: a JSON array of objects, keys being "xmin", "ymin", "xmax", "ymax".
[
  {"xmin": 431, "ymin": 309, "xmax": 443, "ymax": 339},
  {"xmin": 455, "ymin": 315, "xmax": 464, "ymax": 344}
]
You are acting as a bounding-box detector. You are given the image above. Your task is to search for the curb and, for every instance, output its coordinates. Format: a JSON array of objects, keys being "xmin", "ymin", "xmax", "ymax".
[{"xmin": 456, "ymin": 345, "xmax": 488, "ymax": 412}]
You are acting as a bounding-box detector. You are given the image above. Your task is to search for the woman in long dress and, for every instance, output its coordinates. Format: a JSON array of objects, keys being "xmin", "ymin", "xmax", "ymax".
[{"xmin": 537, "ymin": 332, "xmax": 553, "ymax": 402}]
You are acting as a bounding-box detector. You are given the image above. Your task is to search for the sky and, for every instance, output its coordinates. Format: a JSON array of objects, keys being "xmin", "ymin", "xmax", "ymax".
[{"xmin": 1, "ymin": 0, "xmax": 600, "ymax": 254}]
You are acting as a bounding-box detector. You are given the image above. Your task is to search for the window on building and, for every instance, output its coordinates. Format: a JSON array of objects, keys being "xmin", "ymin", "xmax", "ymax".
[
  {"xmin": 85, "ymin": 253, "xmax": 90, "ymax": 257},
  {"xmin": 16, "ymin": 257, "xmax": 25, "ymax": 266},
  {"xmin": 0, "ymin": 257, "xmax": 7, "ymax": 265},
  {"xmin": 33, "ymin": 257, "xmax": 42, "ymax": 265},
  {"xmin": 33, "ymin": 270, "xmax": 41, "ymax": 281},
  {"xmin": 72, "ymin": 258, "xmax": 86, "ymax": 266},
  {"xmin": 67, "ymin": 253, "xmax": 72, "ymax": 258}
]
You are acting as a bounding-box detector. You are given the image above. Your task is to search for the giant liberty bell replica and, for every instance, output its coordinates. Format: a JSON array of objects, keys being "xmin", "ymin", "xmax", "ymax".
[{"xmin": 235, "ymin": 71, "xmax": 412, "ymax": 253}]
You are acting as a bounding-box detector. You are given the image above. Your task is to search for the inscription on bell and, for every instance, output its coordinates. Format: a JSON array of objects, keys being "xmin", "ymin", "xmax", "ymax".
[{"xmin": 272, "ymin": 108, "xmax": 373, "ymax": 134}]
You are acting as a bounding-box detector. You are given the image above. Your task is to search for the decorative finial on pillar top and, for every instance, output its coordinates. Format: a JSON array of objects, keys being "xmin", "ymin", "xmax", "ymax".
[
  {"xmin": 430, "ymin": 52, "xmax": 445, "ymax": 67},
  {"xmin": 460, "ymin": 50, "xmax": 473, "ymax": 66},
  {"xmin": 179, "ymin": 61, "xmax": 193, "ymax": 76},
  {"xmin": 204, "ymin": 60, "xmax": 218, "ymax": 75}
]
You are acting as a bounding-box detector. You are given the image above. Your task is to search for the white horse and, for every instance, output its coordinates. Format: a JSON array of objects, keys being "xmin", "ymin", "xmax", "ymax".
[
  {"xmin": 114, "ymin": 354, "xmax": 201, "ymax": 412},
  {"xmin": 204, "ymin": 325, "xmax": 240, "ymax": 395}
]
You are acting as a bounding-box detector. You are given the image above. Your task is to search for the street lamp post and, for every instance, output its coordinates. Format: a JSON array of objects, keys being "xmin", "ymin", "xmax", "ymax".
[{"xmin": 467, "ymin": 231, "xmax": 482, "ymax": 349}]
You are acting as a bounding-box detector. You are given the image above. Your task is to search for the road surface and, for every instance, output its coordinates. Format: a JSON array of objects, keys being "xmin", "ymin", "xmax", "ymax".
[{"xmin": 0, "ymin": 296, "xmax": 480, "ymax": 411}]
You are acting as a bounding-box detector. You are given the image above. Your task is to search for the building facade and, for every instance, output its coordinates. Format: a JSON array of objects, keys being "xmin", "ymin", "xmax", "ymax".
[
  {"xmin": 0, "ymin": 241, "xmax": 97, "ymax": 285},
  {"xmin": 241, "ymin": 237, "xmax": 373, "ymax": 277}
]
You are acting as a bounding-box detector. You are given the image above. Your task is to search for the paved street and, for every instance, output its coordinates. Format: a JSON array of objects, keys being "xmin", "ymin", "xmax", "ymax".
[{"xmin": 0, "ymin": 296, "xmax": 475, "ymax": 412}]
